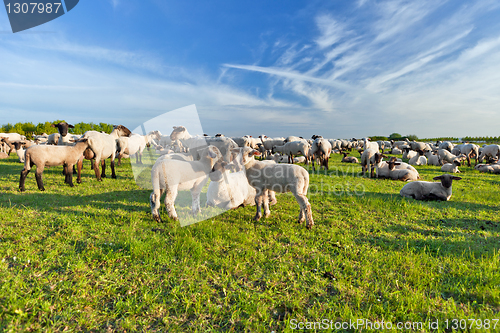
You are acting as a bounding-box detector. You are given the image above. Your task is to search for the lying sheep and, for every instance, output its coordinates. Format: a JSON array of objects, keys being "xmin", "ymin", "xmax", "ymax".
[
  {"xmin": 425, "ymin": 151, "xmax": 441, "ymax": 166},
  {"xmin": 400, "ymin": 174, "xmax": 462, "ymax": 201},
  {"xmin": 47, "ymin": 133, "xmax": 61, "ymax": 145},
  {"xmin": 409, "ymin": 150, "xmax": 427, "ymax": 166},
  {"xmin": 150, "ymin": 146, "xmax": 222, "ymax": 222},
  {"xmin": 441, "ymin": 160, "xmax": 461, "ymax": 173},
  {"xmin": 475, "ymin": 162, "xmax": 500, "ymax": 174},
  {"xmin": 391, "ymin": 147, "xmax": 402, "ymax": 155},
  {"xmin": 402, "ymin": 148, "xmax": 417, "ymax": 160},
  {"xmin": 387, "ymin": 159, "xmax": 419, "ymax": 181},
  {"xmin": 341, "ymin": 152, "xmax": 358, "ymax": 163},
  {"xmin": 19, "ymin": 139, "xmax": 89, "ymax": 191},
  {"xmin": 240, "ymin": 147, "xmax": 314, "ymax": 229}
]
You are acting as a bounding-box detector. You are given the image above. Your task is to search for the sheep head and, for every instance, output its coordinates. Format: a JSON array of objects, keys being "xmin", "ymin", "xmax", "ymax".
[
  {"xmin": 433, "ymin": 174, "xmax": 462, "ymax": 188},
  {"xmin": 51, "ymin": 122, "xmax": 74, "ymax": 137}
]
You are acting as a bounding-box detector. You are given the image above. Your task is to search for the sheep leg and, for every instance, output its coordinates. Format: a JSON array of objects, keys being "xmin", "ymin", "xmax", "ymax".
[
  {"xmin": 191, "ymin": 190, "xmax": 202, "ymax": 216},
  {"xmin": 76, "ymin": 158, "xmax": 83, "ymax": 184},
  {"xmin": 294, "ymin": 193, "xmax": 314, "ymax": 229},
  {"xmin": 268, "ymin": 190, "xmax": 277, "ymax": 206},
  {"xmin": 35, "ymin": 166, "xmax": 45, "ymax": 191},
  {"xmin": 19, "ymin": 168, "xmax": 30, "ymax": 192},
  {"xmin": 150, "ymin": 190, "xmax": 163, "ymax": 223},
  {"xmin": 262, "ymin": 189, "xmax": 271, "ymax": 218},
  {"xmin": 165, "ymin": 186, "xmax": 179, "ymax": 221},
  {"xmin": 101, "ymin": 159, "xmax": 106, "ymax": 178},
  {"xmin": 64, "ymin": 164, "xmax": 70, "ymax": 184},
  {"xmin": 66, "ymin": 164, "xmax": 75, "ymax": 187},
  {"xmin": 93, "ymin": 159, "xmax": 102, "ymax": 181},
  {"xmin": 254, "ymin": 194, "xmax": 263, "ymax": 221},
  {"xmin": 110, "ymin": 160, "xmax": 116, "ymax": 179}
]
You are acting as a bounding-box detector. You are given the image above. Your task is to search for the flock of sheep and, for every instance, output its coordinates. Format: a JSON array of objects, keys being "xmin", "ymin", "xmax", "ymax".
[{"xmin": 1, "ymin": 123, "xmax": 500, "ymax": 228}]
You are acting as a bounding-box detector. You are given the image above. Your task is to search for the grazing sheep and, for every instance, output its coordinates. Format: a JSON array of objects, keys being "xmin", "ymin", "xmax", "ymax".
[
  {"xmin": 150, "ymin": 146, "xmax": 222, "ymax": 222},
  {"xmin": 341, "ymin": 152, "xmax": 358, "ymax": 163},
  {"xmin": 272, "ymin": 141, "xmax": 311, "ymax": 165},
  {"xmin": 387, "ymin": 159, "xmax": 419, "ymax": 181},
  {"xmin": 240, "ymin": 147, "xmax": 314, "ymax": 229},
  {"xmin": 460, "ymin": 143, "xmax": 479, "ymax": 166},
  {"xmin": 259, "ymin": 136, "xmax": 285, "ymax": 155},
  {"xmin": 207, "ymin": 152, "xmax": 277, "ymax": 210},
  {"xmin": 19, "ymin": 139, "xmax": 89, "ymax": 191},
  {"xmin": 478, "ymin": 144, "xmax": 500, "ymax": 163},
  {"xmin": 400, "ymin": 174, "xmax": 462, "ymax": 201},
  {"xmin": 311, "ymin": 138, "xmax": 332, "ymax": 172},
  {"xmin": 409, "ymin": 150, "xmax": 427, "ymax": 166},
  {"xmin": 438, "ymin": 141, "xmax": 454, "ymax": 152},
  {"xmin": 82, "ymin": 125, "xmax": 131, "ymax": 181},
  {"xmin": 441, "ymin": 160, "xmax": 461, "ymax": 173},
  {"xmin": 438, "ymin": 149, "xmax": 466, "ymax": 165},
  {"xmin": 117, "ymin": 133, "xmax": 154, "ymax": 165}
]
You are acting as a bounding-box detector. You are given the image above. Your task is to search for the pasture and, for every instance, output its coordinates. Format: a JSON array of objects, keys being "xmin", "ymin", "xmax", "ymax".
[{"xmin": 0, "ymin": 152, "xmax": 499, "ymax": 332}]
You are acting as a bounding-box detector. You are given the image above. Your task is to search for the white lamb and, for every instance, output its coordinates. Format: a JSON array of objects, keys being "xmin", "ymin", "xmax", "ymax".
[
  {"xmin": 150, "ymin": 146, "xmax": 222, "ymax": 222},
  {"xmin": 400, "ymin": 174, "xmax": 462, "ymax": 201},
  {"xmin": 441, "ymin": 160, "xmax": 461, "ymax": 173},
  {"xmin": 241, "ymin": 147, "xmax": 314, "ymax": 229}
]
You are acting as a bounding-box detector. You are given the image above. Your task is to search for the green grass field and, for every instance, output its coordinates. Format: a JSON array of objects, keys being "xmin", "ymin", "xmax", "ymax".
[{"xmin": 0, "ymin": 152, "xmax": 499, "ymax": 332}]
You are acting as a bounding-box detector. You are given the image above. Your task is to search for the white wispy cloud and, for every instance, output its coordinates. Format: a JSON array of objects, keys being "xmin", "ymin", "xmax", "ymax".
[{"xmin": 224, "ymin": 0, "xmax": 500, "ymax": 137}]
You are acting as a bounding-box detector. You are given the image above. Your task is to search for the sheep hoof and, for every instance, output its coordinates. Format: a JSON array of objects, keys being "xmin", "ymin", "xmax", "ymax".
[
  {"xmin": 253, "ymin": 215, "xmax": 262, "ymax": 221},
  {"xmin": 306, "ymin": 223, "xmax": 313, "ymax": 230},
  {"xmin": 77, "ymin": 179, "xmax": 82, "ymax": 184},
  {"xmin": 112, "ymin": 175, "xmax": 117, "ymax": 179},
  {"xmin": 19, "ymin": 187, "xmax": 25, "ymax": 192},
  {"xmin": 264, "ymin": 212, "xmax": 271, "ymax": 218},
  {"xmin": 152, "ymin": 213, "xmax": 162, "ymax": 223},
  {"xmin": 101, "ymin": 174, "xmax": 106, "ymax": 178}
]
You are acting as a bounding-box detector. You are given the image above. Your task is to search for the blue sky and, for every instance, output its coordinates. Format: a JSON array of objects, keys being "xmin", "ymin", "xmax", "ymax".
[{"xmin": 1, "ymin": 0, "xmax": 500, "ymax": 138}]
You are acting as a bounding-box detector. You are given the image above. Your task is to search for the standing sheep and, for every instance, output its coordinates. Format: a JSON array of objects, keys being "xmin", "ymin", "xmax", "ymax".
[
  {"xmin": 150, "ymin": 146, "xmax": 223, "ymax": 222},
  {"xmin": 241, "ymin": 147, "xmax": 314, "ymax": 229}
]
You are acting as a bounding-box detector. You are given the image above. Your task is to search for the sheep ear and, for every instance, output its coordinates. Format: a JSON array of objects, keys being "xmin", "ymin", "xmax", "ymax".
[
  {"xmin": 394, "ymin": 162, "xmax": 401, "ymax": 165},
  {"xmin": 433, "ymin": 176, "xmax": 444, "ymax": 180},
  {"xmin": 69, "ymin": 124, "xmax": 74, "ymax": 128},
  {"xmin": 51, "ymin": 124, "xmax": 56, "ymax": 127},
  {"xmin": 452, "ymin": 176, "xmax": 462, "ymax": 181}
]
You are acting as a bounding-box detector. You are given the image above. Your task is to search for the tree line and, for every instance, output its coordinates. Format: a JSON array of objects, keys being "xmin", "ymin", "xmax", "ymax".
[{"xmin": 0, "ymin": 121, "xmax": 114, "ymax": 140}]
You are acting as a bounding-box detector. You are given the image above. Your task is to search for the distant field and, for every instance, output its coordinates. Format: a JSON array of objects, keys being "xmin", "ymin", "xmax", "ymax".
[{"xmin": 0, "ymin": 152, "xmax": 499, "ymax": 332}]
